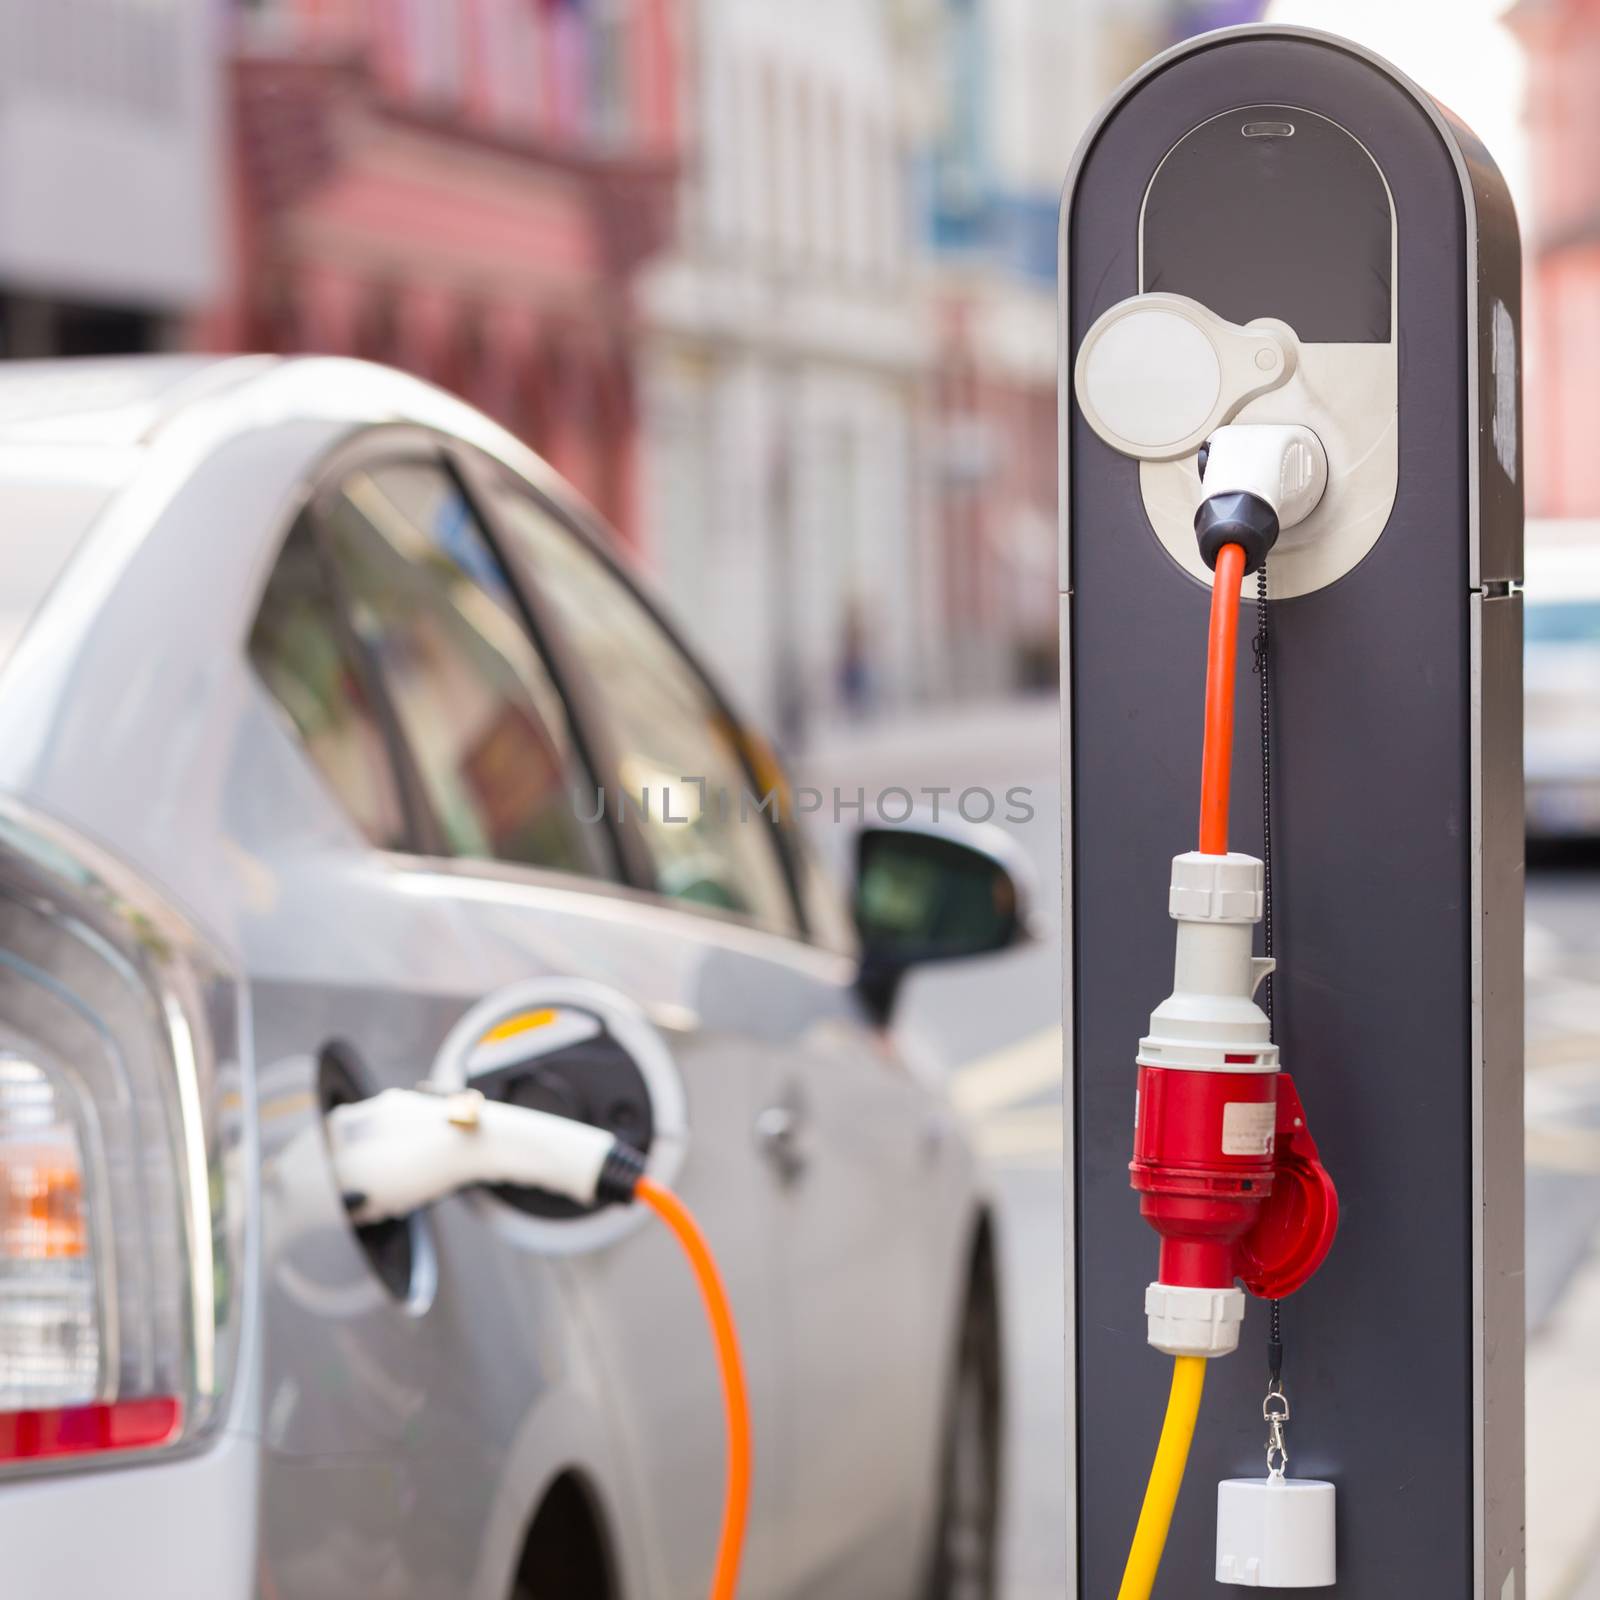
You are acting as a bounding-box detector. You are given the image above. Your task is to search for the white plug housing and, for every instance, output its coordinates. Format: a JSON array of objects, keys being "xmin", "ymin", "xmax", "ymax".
[
  {"xmin": 1200, "ymin": 424, "xmax": 1328, "ymax": 538},
  {"xmin": 1138, "ymin": 853, "xmax": 1277, "ymax": 1075},
  {"xmin": 1216, "ymin": 1477, "xmax": 1336, "ymax": 1587},
  {"xmin": 1145, "ymin": 1282, "xmax": 1246, "ymax": 1358}
]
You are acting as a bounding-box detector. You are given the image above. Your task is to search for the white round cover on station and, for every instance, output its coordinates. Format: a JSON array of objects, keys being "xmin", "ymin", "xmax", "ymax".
[
  {"xmin": 1073, "ymin": 292, "xmax": 1297, "ymax": 462},
  {"xmin": 1082, "ymin": 308, "xmax": 1221, "ymax": 450}
]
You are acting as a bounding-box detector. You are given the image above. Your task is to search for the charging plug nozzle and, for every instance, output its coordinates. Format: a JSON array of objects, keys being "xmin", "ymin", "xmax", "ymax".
[
  {"xmin": 326, "ymin": 1086, "xmax": 646, "ymax": 1224},
  {"xmin": 1194, "ymin": 424, "xmax": 1327, "ymax": 574}
]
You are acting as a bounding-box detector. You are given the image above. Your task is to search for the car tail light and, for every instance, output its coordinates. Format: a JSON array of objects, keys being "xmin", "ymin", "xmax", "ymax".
[
  {"xmin": 0, "ymin": 804, "xmax": 244, "ymax": 1471},
  {"xmin": 0, "ymin": 1057, "xmax": 101, "ymax": 1409}
]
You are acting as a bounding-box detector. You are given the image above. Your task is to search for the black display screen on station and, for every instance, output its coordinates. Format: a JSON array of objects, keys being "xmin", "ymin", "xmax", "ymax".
[{"xmin": 1142, "ymin": 104, "xmax": 1392, "ymax": 343}]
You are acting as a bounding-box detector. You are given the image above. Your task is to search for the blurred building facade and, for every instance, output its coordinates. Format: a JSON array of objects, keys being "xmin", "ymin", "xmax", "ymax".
[
  {"xmin": 894, "ymin": 0, "xmax": 1078, "ymax": 704},
  {"xmin": 201, "ymin": 0, "xmax": 681, "ymax": 542},
  {"xmin": 1509, "ymin": 0, "xmax": 1600, "ymax": 517},
  {"xmin": 878, "ymin": 0, "xmax": 1253, "ymax": 713},
  {"xmin": 0, "ymin": 0, "xmax": 1278, "ymax": 737},
  {"xmin": 638, "ymin": 0, "xmax": 927, "ymax": 743},
  {"xmin": 83, "ymin": 0, "xmax": 1265, "ymax": 742},
  {"xmin": 0, "ymin": 0, "xmax": 222, "ymax": 358},
  {"xmin": 639, "ymin": 0, "xmax": 1227, "ymax": 741}
]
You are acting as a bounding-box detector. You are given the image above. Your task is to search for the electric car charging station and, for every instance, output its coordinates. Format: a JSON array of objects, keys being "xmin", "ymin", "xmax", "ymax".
[
  {"xmin": 0, "ymin": 15, "xmax": 1550, "ymax": 1599},
  {"xmin": 1061, "ymin": 25, "xmax": 1524, "ymax": 1598}
]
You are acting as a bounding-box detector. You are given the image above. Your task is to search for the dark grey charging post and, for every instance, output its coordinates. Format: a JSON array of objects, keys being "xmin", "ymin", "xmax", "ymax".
[{"xmin": 1059, "ymin": 26, "xmax": 1524, "ymax": 1598}]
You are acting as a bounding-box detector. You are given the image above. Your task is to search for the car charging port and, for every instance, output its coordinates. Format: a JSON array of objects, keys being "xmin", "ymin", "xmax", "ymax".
[
  {"xmin": 317, "ymin": 1042, "xmax": 421, "ymax": 1301},
  {"xmin": 319, "ymin": 980, "xmax": 744, "ymax": 1600},
  {"xmin": 467, "ymin": 1011, "xmax": 657, "ymax": 1219}
]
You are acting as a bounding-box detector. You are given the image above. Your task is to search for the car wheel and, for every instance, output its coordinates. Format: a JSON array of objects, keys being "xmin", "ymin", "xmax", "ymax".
[{"xmin": 927, "ymin": 1252, "xmax": 1003, "ymax": 1600}]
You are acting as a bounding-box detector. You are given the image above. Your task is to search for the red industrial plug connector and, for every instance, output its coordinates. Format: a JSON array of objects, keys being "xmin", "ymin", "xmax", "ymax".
[
  {"xmin": 1133, "ymin": 1056, "xmax": 1338, "ymax": 1302},
  {"xmin": 1130, "ymin": 542, "xmax": 1338, "ymax": 1358}
]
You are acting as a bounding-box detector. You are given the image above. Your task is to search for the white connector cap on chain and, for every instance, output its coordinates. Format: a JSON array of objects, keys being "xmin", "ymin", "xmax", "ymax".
[
  {"xmin": 1216, "ymin": 1477, "xmax": 1337, "ymax": 1587},
  {"xmin": 1145, "ymin": 1282, "xmax": 1245, "ymax": 1357}
]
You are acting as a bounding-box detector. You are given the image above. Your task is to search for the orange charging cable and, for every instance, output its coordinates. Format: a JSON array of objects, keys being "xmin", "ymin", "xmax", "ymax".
[
  {"xmin": 1199, "ymin": 541, "xmax": 1248, "ymax": 856},
  {"xmin": 636, "ymin": 1176, "xmax": 752, "ymax": 1600}
]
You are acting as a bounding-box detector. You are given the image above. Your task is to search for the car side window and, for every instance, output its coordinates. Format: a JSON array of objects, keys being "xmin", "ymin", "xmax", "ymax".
[
  {"xmin": 320, "ymin": 459, "xmax": 608, "ymax": 880},
  {"xmin": 489, "ymin": 485, "xmax": 802, "ymax": 937},
  {"xmin": 249, "ymin": 518, "xmax": 410, "ymax": 849}
]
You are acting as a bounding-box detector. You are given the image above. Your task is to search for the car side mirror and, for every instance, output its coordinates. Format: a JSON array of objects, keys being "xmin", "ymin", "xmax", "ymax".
[{"xmin": 852, "ymin": 817, "xmax": 1035, "ymax": 1021}]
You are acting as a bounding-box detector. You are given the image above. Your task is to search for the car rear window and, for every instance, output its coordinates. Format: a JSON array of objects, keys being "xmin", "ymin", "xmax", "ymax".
[{"xmin": 0, "ymin": 454, "xmax": 125, "ymax": 674}]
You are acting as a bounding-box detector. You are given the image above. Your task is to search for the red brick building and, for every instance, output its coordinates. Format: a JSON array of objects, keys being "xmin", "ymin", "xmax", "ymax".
[
  {"xmin": 1509, "ymin": 0, "xmax": 1600, "ymax": 516},
  {"xmin": 197, "ymin": 0, "xmax": 682, "ymax": 544}
]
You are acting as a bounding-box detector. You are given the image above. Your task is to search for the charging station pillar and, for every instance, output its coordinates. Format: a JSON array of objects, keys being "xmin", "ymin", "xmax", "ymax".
[{"xmin": 1059, "ymin": 27, "xmax": 1523, "ymax": 1597}]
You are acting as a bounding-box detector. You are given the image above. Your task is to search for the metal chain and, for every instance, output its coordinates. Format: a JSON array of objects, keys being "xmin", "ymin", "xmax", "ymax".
[
  {"xmin": 1264, "ymin": 1385, "xmax": 1290, "ymax": 1481},
  {"xmin": 1254, "ymin": 564, "xmax": 1274, "ymax": 1023},
  {"xmin": 1254, "ymin": 563, "xmax": 1287, "ymax": 1447}
]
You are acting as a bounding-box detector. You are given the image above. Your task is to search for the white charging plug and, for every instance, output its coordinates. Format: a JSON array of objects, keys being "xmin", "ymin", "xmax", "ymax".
[
  {"xmin": 326, "ymin": 1087, "xmax": 640, "ymax": 1224},
  {"xmin": 1200, "ymin": 422, "xmax": 1327, "ymax": 532}
]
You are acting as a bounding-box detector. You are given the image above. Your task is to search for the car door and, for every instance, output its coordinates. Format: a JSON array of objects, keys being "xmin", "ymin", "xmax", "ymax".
[
  {"xmin": 245, "ymin": 501, "xmax": 532, "ymax": 1600},
  {"xmin": 474, "ymin": 467, "xmax": 959, "ymax": 1598},
  {"xmin": 250, "ymin": 437, "xmax": 801, "ymax": 1600}
]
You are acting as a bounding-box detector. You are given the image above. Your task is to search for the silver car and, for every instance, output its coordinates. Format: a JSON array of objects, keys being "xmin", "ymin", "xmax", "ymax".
[
  {"xmin": 0, "ymin": 358, "xmax": 1014, "ymax": 1599},
  {"xmin": 1526, "ymin": 532, "xmax": 1600, "ymax": 841}
]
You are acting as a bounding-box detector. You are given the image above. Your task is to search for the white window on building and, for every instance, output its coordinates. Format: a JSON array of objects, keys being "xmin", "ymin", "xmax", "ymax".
[
  {"xmin": 793, "ymin": 73, "xmax": 816, "ymax": 262},
  {"xmin": 842, "ymin": 97, "xmax": 869, "ymax": 277},
  {"xmin": 734, "ymin": 52, "xmax": 773, "ymax": 256},
  {"xmin": 698, "ymin": 31, "xmax": 734, "ymax": 251},
  {"xmin": 645, "ymin": 360, "xmax": 716, "ymax": 631},
  {"xmin": 0, "ymin": 0, "xmax": 183, "ymax": 120},
  {"xmin": 589, "ymin": 0, "xmax": 632, "ymax": 147},
  {"xmin": 865, "ymin": 112, "xmax": 902, "ymax": 279},
  {"xmin": 397, "ymin": 0, "xmax": 464, "ymax": 106},
  {"xmin": 473, "ymin": 0, "xmax": 542, "ymax": 132},
  {"xmin": 773, "ymin": 62, "xmax": 803, "ymax": 262},
  {"xmin": 759, "ymin": 56, "xmax": 783, "ymax": 260},
  {"xmin": 543, "ymin": 0, "xmax": 589, "ymax": 137},
  {"xmin": 823, "ymin": 84, "xmax": 846, "ymax": 273},
  {"xmin": 0, "ymin": 0, "xmax": 220, "ymax": 305}
]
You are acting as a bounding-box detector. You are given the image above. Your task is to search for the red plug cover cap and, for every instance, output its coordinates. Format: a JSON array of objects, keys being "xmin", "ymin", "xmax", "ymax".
[{"xmin": 1236, "ymin": 1073, "xmax": 1339, "ymax": 1299}]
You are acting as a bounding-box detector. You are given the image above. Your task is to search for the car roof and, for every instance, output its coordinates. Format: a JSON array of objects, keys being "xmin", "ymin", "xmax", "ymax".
[
  {"xmin": 0, "ymin": 353, "xmax": 619, "ymax": 688},
  {"xmin": 0, "ymin": 356, "xmax": 278, "ymax": 447},
  {"xmin": 0, "ymin": 352, "xmax": 590, "ymax": 517},
  {"xmin": 1526, "ymin": 522, "xmax": 1600, "ymax": 604}
]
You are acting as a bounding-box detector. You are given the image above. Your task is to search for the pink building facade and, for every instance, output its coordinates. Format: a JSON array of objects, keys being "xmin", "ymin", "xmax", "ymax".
[
  {"xmin": 197, "ymin": 0, "xmax": 682, "ymax": 545},
  {"xmin": 1510, "ymin": 0, "xmax": 1600, "ymax": 516}
]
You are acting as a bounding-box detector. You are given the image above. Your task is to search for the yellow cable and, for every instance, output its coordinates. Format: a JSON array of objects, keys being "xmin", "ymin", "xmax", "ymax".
[{"xmin": 1116, "ymin": 1355, "xmax": 1208, "ymax": 1600}]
